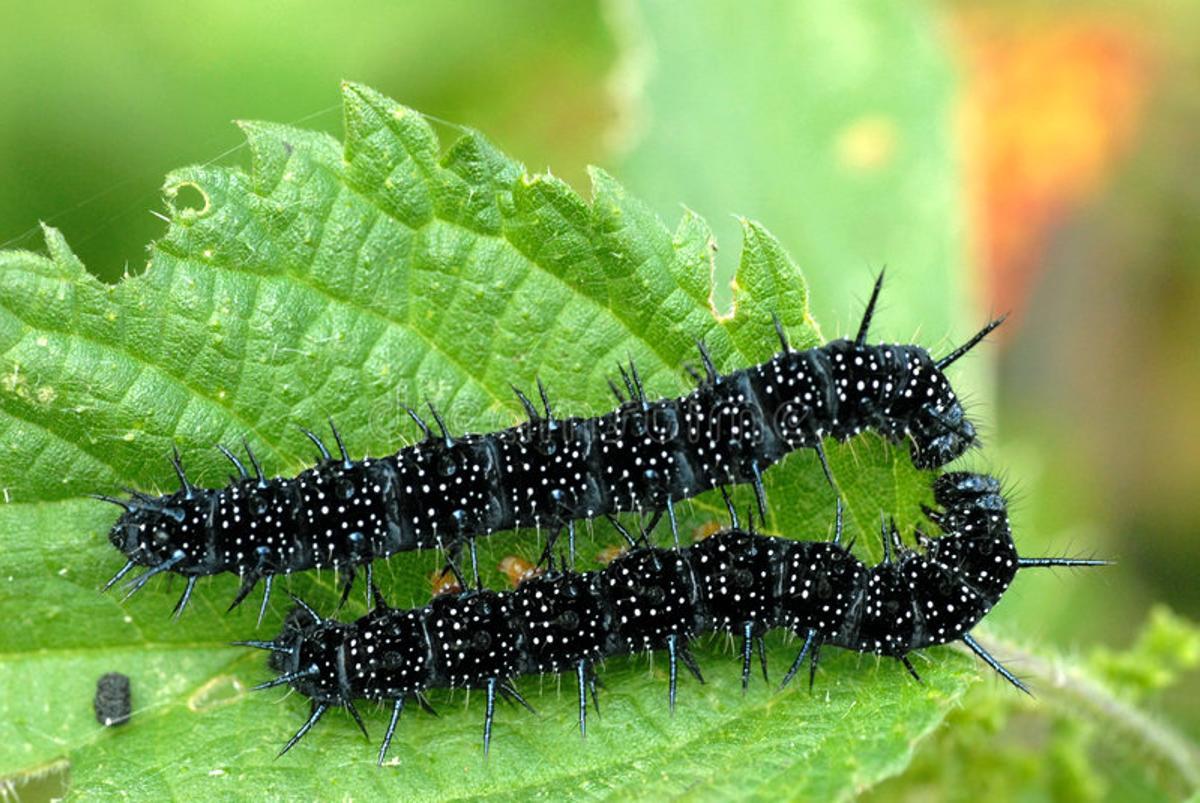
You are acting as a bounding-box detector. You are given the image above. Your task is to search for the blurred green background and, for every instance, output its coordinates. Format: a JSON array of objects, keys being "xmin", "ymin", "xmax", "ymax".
[{"xmin": 1, "ymin": 0, "xmax": 1196, "ymax": 800}]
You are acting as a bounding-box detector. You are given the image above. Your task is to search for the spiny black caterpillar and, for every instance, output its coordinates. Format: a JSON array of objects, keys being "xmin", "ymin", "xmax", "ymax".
[
  {"xmin": 243, "ymin": 472, "xmax": 1105, "ymax": 762},
  {"xmin": 96, "ymin": 274, "xmax": 1002, "ymax": 620}
]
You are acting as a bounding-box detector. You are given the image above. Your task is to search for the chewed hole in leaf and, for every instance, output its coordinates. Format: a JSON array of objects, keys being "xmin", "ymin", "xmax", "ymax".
[
  {"xmin": 164, "ymin": 180, "xmax": 210, "ymax": 218},
  {"xmin": 0, "ymin": 758, "xmax": 71, "ymax": 801}
]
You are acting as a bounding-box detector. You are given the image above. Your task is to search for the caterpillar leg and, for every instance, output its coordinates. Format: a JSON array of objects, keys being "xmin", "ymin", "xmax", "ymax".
[
  {"xmin": 102, "ymin": 560, "xmax": 137, "ymax": 593},
  {"xmin": 279, "ymin": 701, "xmax": 328, "ymax": 757},
  {"xmin": 563, "ymin": 664, "xmax": 603, "ymax": 739},
  {"xmin": 497, "ymin": 681, "xmax": 535, "ymax": 714},
  {"xmin": 812, "ymin": 440, "xmax": 836, "ymax": 493},
  {"xmin": 123, "ymin": 550, "xmax": 186, "ymax": 602},
  {"xmin": 337, "ymin": 565, "xmax": 357, "ymax": 609},
  {"xmin": 832, "ymin": 498, "xmax": 844, "ymax": 546},
  {"xmin": 665, "ymin": 634, "xmax": 705, "ymax": 714},
  {"xmin": 666, "ymin": 634, "xmax": 681, "ymax": 714},
  {"xmin": 437, "ymin": 544, "xmax": 470, "ymax": 593},
  {"xmin": 757, "ymin": 632, "xmax": 770, "ymax": 684},
  {"xmin": 899, "ymin": 655, "xmax": 923, "ymax": 683},
  {"xmin": 345, "ymin": 698, "xmax": 370, "ymax": 741},
  {"xmin": 750, "ymin": 461, "xmax": 769, "ymax": 521},
  {"xmin": 377, "ymin": 697, "xmax": 405, "ymax": 766},
  {"xmin": 576, "ymin": 659, "xmax": 590, "ymax": 737},
  {"xmin": 718, "ymin": 485, "xmax": 739, "ymax": 529},
  {"xmin": 740, "ymin": 622, "xmax": 769, "ymax": 692},
  {"xmin": 780, "ymin": 628, "xmax": 820, "ymax": 690},
  {"xmin": 480, "ymin": 680, "xmax": 534, "ymax": 756},
  {"xmin": 170, "ymin": 576, "xmax": 198, "ymax": 620},
  {"xmin": 665, "ymin": 498, "xmax": 679, "ymax": 547},
  {"xmin": 253, "ymin": 664, "xmax": 319, "ymax": 692},
  {"xmin": 537, "ymin": 523, "xmax": 569, "ymax": 570},
  {"xmin": 962, "ymin": 633, "xmax": 1031, "ymax": 696},
  {"xmin": 483, "ymin": 678, "xmax": 498, "ymax": 757},
  {"xmin": 249, "ymin": 573, "xmax": 274, "ymax": 628},
  {"xmin": 468, "ymin": 537, "xmax": 481, "ymax": 589},
  {"xmin": 807, "ymin": 641, "xmax": 823, "ymax": 690},
  {"xmin": 231, "ymin": 544, "xmax": 279, "ymax": 614}
]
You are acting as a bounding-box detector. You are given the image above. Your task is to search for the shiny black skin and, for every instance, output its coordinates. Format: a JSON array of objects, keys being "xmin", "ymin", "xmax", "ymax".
[{"xmin": 259, "ymin": 472, "xmax": 1016, "ymax": 758}]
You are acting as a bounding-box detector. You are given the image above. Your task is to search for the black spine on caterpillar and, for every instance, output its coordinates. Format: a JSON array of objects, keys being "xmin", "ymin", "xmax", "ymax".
[
  {"xmin": 243, "ymin": 472, "xmax": 1107, "ymax": 763},
  {"xmin": 98, "ymin": 274, "xmax": 1003, "ymax": 617}
]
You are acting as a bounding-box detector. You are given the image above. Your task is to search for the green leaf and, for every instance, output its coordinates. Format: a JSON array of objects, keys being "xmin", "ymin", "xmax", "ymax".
[
  {"xmin": 0, "ymin": 83, "xmax": 975, "ymax": 800},
  {"xmin": 863, "ymin": 611, "xmax": 1200, "ymax": 802},
  {"xmin": 613, "ymin": 0, "xmax": 971, "ymax": 339}
]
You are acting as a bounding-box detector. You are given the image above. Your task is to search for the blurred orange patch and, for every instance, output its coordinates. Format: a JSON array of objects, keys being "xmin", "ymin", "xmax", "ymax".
[
  {"xmin": 954, "ymin": 12, "xmax": 1150, "ymax": 322},
  {"xmin": 497, "ymin": 554, "xmax": 545, "ymax": 588},
  {"xmin": 691, "ymin": 520, "xmax": 723, "ymax": 542},
  {"xmin": 429, "ymin": 567, "xmax": 462, "ymax": 597},
  {"xmin": 596, "ymin": 544, "xmax": 627, "ymax": 565}
]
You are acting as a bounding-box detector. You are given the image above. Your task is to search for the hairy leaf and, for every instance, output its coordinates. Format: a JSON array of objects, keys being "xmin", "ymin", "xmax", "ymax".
[{"xmin": 0, "ymin": 83, "xmax": 977, "ymax": 800}]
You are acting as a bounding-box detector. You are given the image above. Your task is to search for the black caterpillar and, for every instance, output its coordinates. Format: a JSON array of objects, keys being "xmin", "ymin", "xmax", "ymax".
[
  {"xmin": 96, "ymin": 275, "xmax": 1002, "ymax": 619},
  {"xmin": 242, "ymin": 472, "xmax": 1105, "ymax": 762}
]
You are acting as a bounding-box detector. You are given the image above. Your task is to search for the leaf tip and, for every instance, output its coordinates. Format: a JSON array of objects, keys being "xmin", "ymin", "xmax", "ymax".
[
  {"xmin": 342, "ymin": 81, "xmax": 416, "ymax": 123},
  {"xmin": 39, "ymin": 223, "xmax": 86, "ymax": 275}
]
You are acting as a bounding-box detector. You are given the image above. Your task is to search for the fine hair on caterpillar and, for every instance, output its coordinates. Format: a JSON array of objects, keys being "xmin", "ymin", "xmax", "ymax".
[
  {"xmin": 94, "ymin": 273, "xmax": 1004, "ymax": 621},
  {"xmin": 241, "ymin": 472, "xmax": 1107, "ymax": 763}
]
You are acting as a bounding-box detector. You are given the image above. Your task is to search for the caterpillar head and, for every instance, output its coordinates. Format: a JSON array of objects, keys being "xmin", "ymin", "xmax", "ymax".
[
  {"xmin": 907, "ymin": 389, "xmax": 977, "ymax": 469},
  {"xmin": 106, "ymin": 492, "xmax": 205, "ymax": 569},
  {"xmin": 905, "ymin": 317, "xmax": 1007, "ymax": 468},
  {"xmin": 259, "ymin": 602, "xmax": 348, "ymax": 705}
]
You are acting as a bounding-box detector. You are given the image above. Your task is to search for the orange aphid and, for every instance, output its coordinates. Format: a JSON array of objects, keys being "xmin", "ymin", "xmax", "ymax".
[
  {"xmin": 595, "ymin": 544, "xmax": 628, "ymax": 566},
  {"xmin": 691, "ymin": 520, "xmax": 723, "ymax": 542},
  {"xmin": 429, "ymin": 567, "xmax": 462, "ymax": 597},
  {"xmin": 497, "ymin": 555, "xmax": 545, "ymax": 588}
]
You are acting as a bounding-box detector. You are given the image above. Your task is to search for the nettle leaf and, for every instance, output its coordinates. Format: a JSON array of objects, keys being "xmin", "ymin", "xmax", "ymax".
[{"xmin": 0, "ymin": 83, "xmax": 976, "ymax": 800}]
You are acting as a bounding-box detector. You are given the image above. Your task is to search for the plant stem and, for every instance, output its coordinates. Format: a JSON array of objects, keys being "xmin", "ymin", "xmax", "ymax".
[{"xmin": 961, "ymin": 631, "xmax": 1200, "ymax": 790}]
